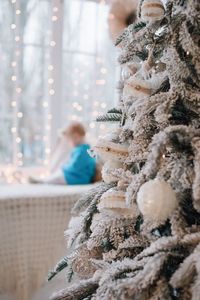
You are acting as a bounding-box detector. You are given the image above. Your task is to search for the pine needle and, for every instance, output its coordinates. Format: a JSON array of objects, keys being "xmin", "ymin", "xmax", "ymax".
[
  {"xmin": 48, "ymin": 256, "xmax": 68, "ymax": 281},
  {"xmin": 96, "ymin": 113, "xmax": 122, "ymax": 123}
]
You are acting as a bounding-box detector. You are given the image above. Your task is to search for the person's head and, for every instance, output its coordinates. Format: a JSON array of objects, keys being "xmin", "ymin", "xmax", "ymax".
[{"xmin": 62, "ymin": 122, "xmax": 86, "ymax": 147}]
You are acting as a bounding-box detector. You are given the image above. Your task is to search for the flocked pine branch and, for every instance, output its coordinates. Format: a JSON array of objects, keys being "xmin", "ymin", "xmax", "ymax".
[
  {"xmin": 50, "ymin": 278, "xmax": 99, "ymax": 300},
  {"xmin": 96, "ymin": 107, "xmax": 123, "ymax": 123},
  {"xmin": 72, "ymin": 182, "xmax": 114, "ymax": 214},
  {"xmin": 48, "ymin": 256, "xmax": 68, "ymax": 281},
  {"xmin": 96, "ymin": 113, "xmax": 122, "ymax": 123},
  {"xmin": 115, "ymin": 21, "xmax": 146, "ymax": 46}
]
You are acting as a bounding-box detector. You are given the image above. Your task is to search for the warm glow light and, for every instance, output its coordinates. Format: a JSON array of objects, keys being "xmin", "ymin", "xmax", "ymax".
[
  {"xmin": 43, "ymin": 101, "xmax": 49, "ymax": 108},
  {"xmin": 11, "ymin": 127, "xmax": 17, "ymax": 133},
  {"xmin": 50, "ymin": 40, "xmax": 56, "ymax": 47},
  {"xmin": 45, "ymin": 148, "xmax": 51, "ymax": 154},
  {"xmin": 53, "ymin": 6, "xmax": 59, "ymax": 12},
  {"xmin": 16, "ymin": 137, "xmax": 21, "ymax": 143},
  {"xmin": 101, "ymin": 102, "xmax": 107, "ymax": 108},
  {"xmin": 11, "ymin": 24, "xmax": 16, "ymax": 29},
  {"xmin": 16, "ymin": 9, "xmax": 21, "ymax": 15},
  {"xmin": 11, "ymin": 61, "xmax": 17, "ymax": 67},
  {"xmin": 100, "ymin": 68, "xmax": 107, "ymax": 74},
  {"xmin": 11, "ymin": 0, "xmax": 16, "ymax": 3},
  {"xmin": 15, "ymin": 36, "xmax": 20, "ymax": 42},
  {"xmin": 17, "ymin": 112, "xmax": 23, "ymax": 118},
  {"xmin": 48, "ymin": 65, "xmax": 54, "ymax": 71},
  {"xmin": 11, "ymin": 101, "xmax": 17, "ymax": 107},
  {"xmin": 11, "ymin": 75, "xmax": 17, "ymax": 81},
  {"xmin": 49, "ymin": 89, "xmax": 55, "ymax": 95},
  {"xmin": 48, "ymin": 78, "xmax": 54, "ymax": 84},
  {"xmin": 52, "ymin": 15, "xmax": 58, "ymax": 21},
  {"xmin": 96, "ymin": 79, "xmax": 106, "ymax": 85}
]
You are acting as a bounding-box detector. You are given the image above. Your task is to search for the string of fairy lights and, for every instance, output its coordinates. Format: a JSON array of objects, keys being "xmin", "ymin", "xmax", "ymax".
[
  {"xmin": 1, "ymin": 0, "xmax": 115, "ymax": 183},
  {"xmin": 10, "ymin": 0, "xmax": 23, "ymax": 167}
]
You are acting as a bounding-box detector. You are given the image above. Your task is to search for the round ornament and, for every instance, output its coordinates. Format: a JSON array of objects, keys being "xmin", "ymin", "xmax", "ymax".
[
  {"xmin": 121, "ymin": 60, "xmax": 141, "ymax": 81},
  {"xmin": 141, "ymin": 0, "xmax": 165, "ymax": 24},
  {"xmin": 136, "ymin": 179, "xmax": 177, "ymax": 222},
  {"xmin": 71, "ymin": 244, "xmax": 102, "ymax": 279}
]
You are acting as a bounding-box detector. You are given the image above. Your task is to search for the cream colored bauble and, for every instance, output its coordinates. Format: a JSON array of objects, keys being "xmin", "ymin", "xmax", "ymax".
[
  {"xmin": 137, "ymin": 179, "xmax": 177, "ymax": 222},
  {"xmin": 98, "ymin": 188, "xmax": 135, "ymax": 217},
  {"xmin": 141, "ymin": 0, "xmax": 165, "ymax": 24},
  {"xmin": 93, "ymin": 130, "xmax": 129, "ymax": 162},
  {"xmin": 123, "ymin": 76, "xmax": 154, "ymax": 99},
  {"xmin": 102, "ymin": 160, "xmax": 123, "ymax": 184}
]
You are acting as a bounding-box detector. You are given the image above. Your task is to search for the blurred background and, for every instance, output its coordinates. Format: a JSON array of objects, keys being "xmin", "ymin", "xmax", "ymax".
[
  {"xmin": 0, "ymin": 0, "xmax": 121, "ymax": 181},
  {"xmin": 0, "ymin": 1, "xmax": 138, "ymax": 300}
]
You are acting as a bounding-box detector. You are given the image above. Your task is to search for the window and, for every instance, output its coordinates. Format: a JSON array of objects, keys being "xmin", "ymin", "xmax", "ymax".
[{"xmin": 0, "ymin": 0, "xmax": 116, "ymax": 167}]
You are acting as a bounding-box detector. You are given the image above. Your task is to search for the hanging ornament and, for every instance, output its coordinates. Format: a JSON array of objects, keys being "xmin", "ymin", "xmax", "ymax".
[
  {"xmin": 71, "ymin": 244, "xmax": 102, "ymax": 279},
  {"xmin": 93, "ymin": 130, "xmax": 129, "ymax": 162},
  {"xmin": 136, "ymin": 179, "xmax": 178, "ymax": 222},
  {"xmin": 102, "ymin": 160, "xmax": 124, "ymax": 184},
  {"xmin": 123, "ymin": 76, "xmax": 154, "ymax": 98},
  {"xmin": 98, "ymin": 188, "xmax": 134, "ymax": 217},
  {"xmin": 141, "ymin": 0, "xmax": 165, "ymax": 24},
  {"xmin": 121, "ymin": 59, "xmax": 142, "ymax": 81}
]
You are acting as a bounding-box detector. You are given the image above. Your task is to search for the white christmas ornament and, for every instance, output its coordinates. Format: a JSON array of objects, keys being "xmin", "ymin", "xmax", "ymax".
[
  {"xmin": 137, "ymin": 179, "xmax": 177, "ymax": 222},
  {"xmin": 141, "ymin": 0, "xmax": 165, "ymax": 24},
  {"xmin": 102, "ymin": 160, "xmax": 123, "ymax": 184},
  {"xmin": 123, "ymin": 76, "xmax": 154, "ymax": 99},
  {"xmin": 93, "ymin": 130, "xmax": 129, "ymax": 162},
  {"xmin": 98, "ymin": 188, "xmax": 135, "ymax": 217}
]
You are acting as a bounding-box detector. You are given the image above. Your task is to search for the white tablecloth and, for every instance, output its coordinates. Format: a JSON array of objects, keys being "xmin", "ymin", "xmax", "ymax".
[{"xmin": 0, "ymin": 184, "xmax": 93, "ymax": 300}]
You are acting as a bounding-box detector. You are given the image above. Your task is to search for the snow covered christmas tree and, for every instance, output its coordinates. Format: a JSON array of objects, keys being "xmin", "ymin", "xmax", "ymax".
[{"xmin": 49, "ymin": 0, "xmax": 200, "ymax": 299}]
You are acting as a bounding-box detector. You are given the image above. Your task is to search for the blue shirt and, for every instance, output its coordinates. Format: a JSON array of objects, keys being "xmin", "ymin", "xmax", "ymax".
[{"xmin": 62, "ymin": 144, "xmax": 96, "ymax": 185}]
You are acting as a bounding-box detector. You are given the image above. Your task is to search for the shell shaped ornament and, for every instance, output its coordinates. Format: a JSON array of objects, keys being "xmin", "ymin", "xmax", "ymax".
[
  {"xmin": 93, "ymin": 131, "xmax": 129, "ymax": 162},
  {"xmin": 102, "ymin": 160, "xmax": 124, "ymax": 184},
  {"xmin": 123, "ymin": 76, "xmax": 154, "ymax": 99},
  {"xmin": 137, "ymin": 179, "xmax": 178, "ymax": 222},
  {"xmin": 98, "ymin": 188, "xmax": 135, "ymax": 217},
  {"xmin": 141, "ymin": 0, "xmax": 165, "ymax": 24}
]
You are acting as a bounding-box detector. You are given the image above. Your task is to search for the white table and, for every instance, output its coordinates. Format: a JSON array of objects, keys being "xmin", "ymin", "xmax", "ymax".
[{"xmin": 0, "ymin": 184, "xmax": 93, "ymax": 300}]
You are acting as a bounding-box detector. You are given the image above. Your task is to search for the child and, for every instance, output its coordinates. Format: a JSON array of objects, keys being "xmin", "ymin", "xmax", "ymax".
[{"xmin": 30, "ymin": 122, "xmax": 96, "ymax": 185}]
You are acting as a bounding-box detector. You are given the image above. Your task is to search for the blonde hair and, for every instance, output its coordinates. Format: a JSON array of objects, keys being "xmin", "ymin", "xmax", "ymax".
[{"xmin": 63, "ymin": 122, "xmax": 86, "ymax": 137}]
